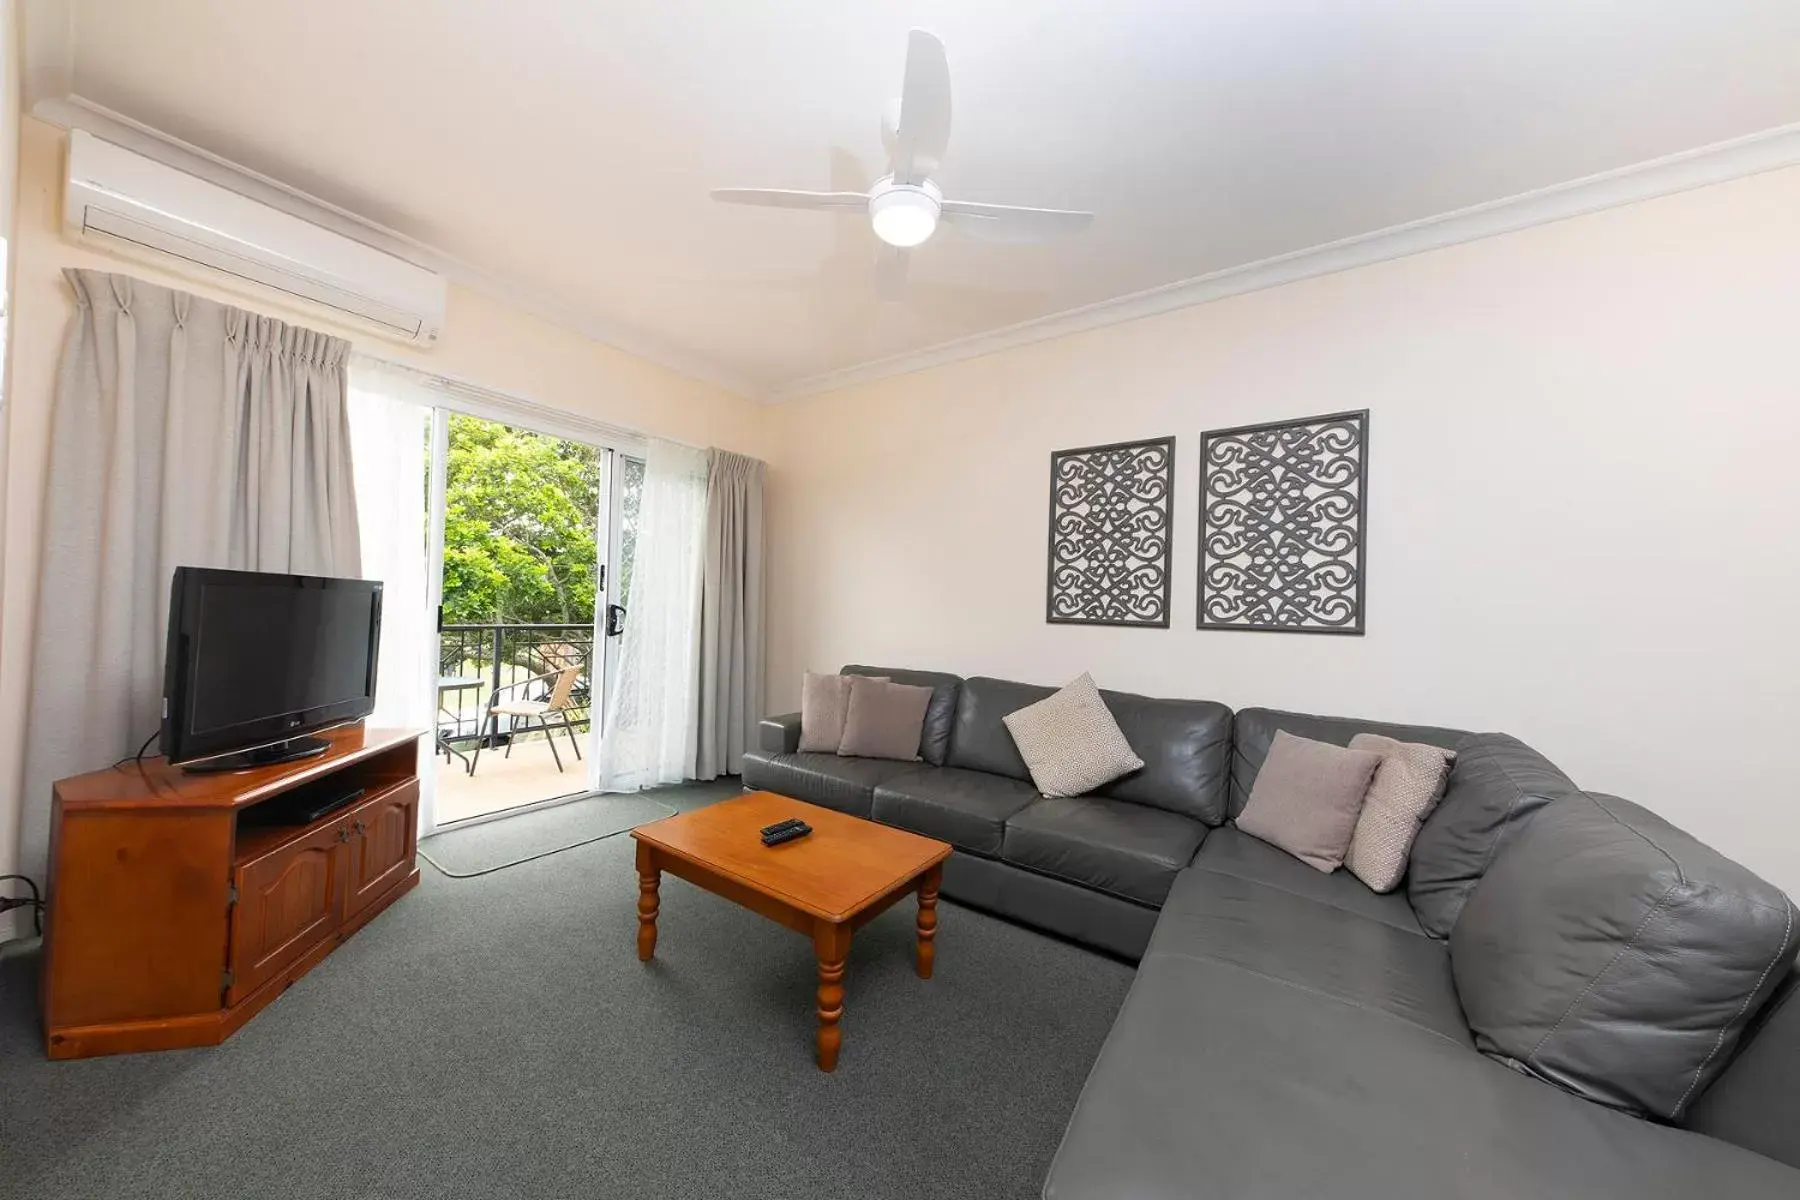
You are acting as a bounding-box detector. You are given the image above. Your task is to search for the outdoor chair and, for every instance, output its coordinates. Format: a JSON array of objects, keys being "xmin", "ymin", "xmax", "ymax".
[{"xmin": 468, "ymin": 664, "xmax": 585, "ymax": 775}]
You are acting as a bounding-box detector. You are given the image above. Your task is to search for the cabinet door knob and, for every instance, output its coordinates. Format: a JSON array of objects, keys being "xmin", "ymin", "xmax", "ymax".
[
  {"xmin": 336, "ymin": 826, "xmax": 350, "ymax": 843},
  {"xmin": 352, "ymin": 819, "xmax": 366, "ymax": 837}
]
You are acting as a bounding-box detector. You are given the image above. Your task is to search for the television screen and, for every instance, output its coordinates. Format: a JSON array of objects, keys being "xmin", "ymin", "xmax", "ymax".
[{"xmin": 161, "ymin": 568, "xmax": 382, "ymax": 767}]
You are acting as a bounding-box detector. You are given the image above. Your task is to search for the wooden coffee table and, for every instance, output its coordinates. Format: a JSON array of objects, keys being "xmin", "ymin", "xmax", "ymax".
[{"xmin": 630, "ymin": 791, "xmax": 951, "ymax": 1072}]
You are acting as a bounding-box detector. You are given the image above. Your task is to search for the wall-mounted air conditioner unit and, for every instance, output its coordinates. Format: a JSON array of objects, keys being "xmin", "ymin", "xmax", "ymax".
[{"xmin": 63, "ymin": 130, "xmax": 447, "ymax": 345}]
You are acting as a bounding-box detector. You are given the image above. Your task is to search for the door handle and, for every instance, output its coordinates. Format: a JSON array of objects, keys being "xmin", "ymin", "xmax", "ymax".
[
  {"xmin": 605, "ymin": 604, "xmax": 627, "ymax": 637},
  {"xmin": 352, "ymin": 819, "xmax": 367, "ymax": 838},
  {"xmin": 336, "ymin": 826, "xmax": 350, "ymax": 844}
]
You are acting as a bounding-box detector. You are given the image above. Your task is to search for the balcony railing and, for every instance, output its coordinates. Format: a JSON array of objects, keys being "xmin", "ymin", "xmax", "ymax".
[{"xmin": 438, "ymin": 622, "xmax": 596, "ymax": 745}]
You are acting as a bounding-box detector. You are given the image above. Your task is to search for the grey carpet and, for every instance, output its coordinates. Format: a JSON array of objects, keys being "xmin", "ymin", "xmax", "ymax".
[
  {"xmin": 418, "ymin": 793, "xmax": 681, "ymax": 877},
  {"xmin": 0, "ymin": 779, "xmax": 1134, "ymax": 1200}
]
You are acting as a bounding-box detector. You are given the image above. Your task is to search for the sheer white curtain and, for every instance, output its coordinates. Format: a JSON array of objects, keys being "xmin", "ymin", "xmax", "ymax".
[
  {"xmin": 347, "ymin": 359, "xmax": 438, "ymax": 833},
  {"xmin": 597, "ymin": 437, "xmax": 709, "ymax": 792}
]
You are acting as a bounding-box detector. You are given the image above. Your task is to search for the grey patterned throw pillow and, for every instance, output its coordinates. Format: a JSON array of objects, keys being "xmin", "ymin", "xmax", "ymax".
[
  {"xmin": 1002, "ymin": 673, "xmax": 1144, "ymax": 797},
  {"xmin": 1344, "ymin": 733, "xmax": 1457, "ymax": 892}
]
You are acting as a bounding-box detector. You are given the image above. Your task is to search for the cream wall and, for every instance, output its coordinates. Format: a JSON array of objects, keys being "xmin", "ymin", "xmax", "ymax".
[
  {"xmin": 0, "ymin": 117, "xmax": 771, "ymax": 928},
  {"xmin": 764, "ymin": 164, "xmax": 1800, "ymax": 896}
]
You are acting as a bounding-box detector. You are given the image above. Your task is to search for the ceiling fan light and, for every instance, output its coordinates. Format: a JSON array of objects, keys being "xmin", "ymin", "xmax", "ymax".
[{"xmin": 869, "ymin": 184, "xmax": 940, "ymax": 248}]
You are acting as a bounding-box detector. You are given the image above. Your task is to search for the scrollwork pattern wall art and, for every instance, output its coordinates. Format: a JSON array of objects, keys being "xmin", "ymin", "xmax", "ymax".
[
  {"xmin": 1199, "ymin": 411, "xmax": 1367, "ymax": 633},
  {"xmin": 1046, "ymin": 437, "xmax": 1175, "ymax": 627}
]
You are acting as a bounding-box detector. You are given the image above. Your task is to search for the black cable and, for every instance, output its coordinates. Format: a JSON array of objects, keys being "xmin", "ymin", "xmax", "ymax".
[
  {"xmin": 111, "ymin": 730, "xmax": 161, "ymax": 770},
  {"xmin": 0, "ymin": 874, "xmax": 44, "ymax": 937}
]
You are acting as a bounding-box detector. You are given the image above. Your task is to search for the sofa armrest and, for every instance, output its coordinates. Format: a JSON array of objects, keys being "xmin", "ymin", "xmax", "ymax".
[{"xmin": 759, "ymin": 712, "xmax": 802, "ymax": 754}]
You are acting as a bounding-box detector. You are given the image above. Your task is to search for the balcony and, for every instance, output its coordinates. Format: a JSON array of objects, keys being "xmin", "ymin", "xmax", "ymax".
[{"xmin": 434, "ymin": 622, "xmax": 597, "ymax": 824}]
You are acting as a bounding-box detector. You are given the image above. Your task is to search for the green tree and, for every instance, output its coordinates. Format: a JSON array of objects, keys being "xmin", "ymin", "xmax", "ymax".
[{"xmin": 440, "ymin": 415, "xmax": 601, "ymax": 625}]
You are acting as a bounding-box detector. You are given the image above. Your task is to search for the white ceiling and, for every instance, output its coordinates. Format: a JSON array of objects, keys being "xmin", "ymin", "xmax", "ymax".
[{"xmin": 25, "ymin": 0, "xmax": 1800, "ymax": 396}]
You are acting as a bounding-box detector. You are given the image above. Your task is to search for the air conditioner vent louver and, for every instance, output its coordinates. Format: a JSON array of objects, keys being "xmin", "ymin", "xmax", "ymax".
[{"xmin": 64, "ymin": 130, "xmax": 446, "ymax": 346}]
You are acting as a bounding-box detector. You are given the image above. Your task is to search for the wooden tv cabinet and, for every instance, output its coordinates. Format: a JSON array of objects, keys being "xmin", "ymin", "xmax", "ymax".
[{"xmin": 41, "ymin": 725, "xmax": 424, "ymax": 1060}]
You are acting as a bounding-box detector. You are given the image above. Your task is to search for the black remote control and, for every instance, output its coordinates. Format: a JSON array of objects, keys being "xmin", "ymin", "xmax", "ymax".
[
  {"xmin": 762, "ymin": 822, "xmax": 812, "ymax": 847},
  {"xmin": 759, "ymin": 818, "xmax": 806, "ymax": 838}
]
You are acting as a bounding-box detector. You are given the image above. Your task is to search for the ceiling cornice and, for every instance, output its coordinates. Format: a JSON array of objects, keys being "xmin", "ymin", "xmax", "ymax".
[
  {"xmin": 25, "ymin": 93, "xmax": 763, "ymax": 400},
  {"xmin": 763, "ymin": 121, "xmax": 1800, "ymax": 403},
  {"xmin": 19, "ymin": 0, "xmax": 75, "ymax": 108}
]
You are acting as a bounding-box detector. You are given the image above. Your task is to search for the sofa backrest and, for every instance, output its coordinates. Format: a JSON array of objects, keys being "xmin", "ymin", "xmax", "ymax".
[
  {"xmin": 1229, "ymin": 708, "xmax": 1466, "ymax": 815},
  {"xmin": 1407, "ymin": 733, "xmax": 1583, "ymax": 939},
  {"xmin": 1095, "ymin": 691, "xmax": 1233, "ymax": 824},
  {"xmin": 1685, "ymin": 969, "xmax": 1800, "ymax": 1169},
  {"xmin": 842, "ymin": 664, "xmax": 962, "ymax": 765},
  {"xmin": 1451, "ymin": 791, "xmax": 1799, "ymax": 1122},
  {"xmin": 946, "ymin": 676, "xmax": 1050, "ymax": 779},
  {"xmin": 947, "ymin": 675, "xmax": 1234, "ymax": 822}
]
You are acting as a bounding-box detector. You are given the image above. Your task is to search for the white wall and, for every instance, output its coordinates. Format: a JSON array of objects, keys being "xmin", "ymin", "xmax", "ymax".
[
  {"xmin": 0, "ymin": 117, "xmax": 772, "ymax": 936},
  {"xmin": 764, "ymin": 164, "xmax": 1800, "ymax": 896}
]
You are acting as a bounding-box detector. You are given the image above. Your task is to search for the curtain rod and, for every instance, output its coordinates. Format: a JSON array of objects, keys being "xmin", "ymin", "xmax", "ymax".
[{"xmin": 350, "ymin": 352, "xmax": 704, "ymax": 455}]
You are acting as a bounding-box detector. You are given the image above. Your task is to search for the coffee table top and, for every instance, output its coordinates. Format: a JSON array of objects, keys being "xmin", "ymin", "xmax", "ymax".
[{"xmin": 631, "ymin": 791, "xmax": 951, "ymax": 923}]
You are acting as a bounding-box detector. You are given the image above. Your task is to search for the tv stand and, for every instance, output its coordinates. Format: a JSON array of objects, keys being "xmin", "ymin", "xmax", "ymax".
[
  {"xmin": 41, "ymin": 725, "xmax": 423, "ymax": 1060},
  {"xmin": 182, "ymin": 733, "xmax": 332, "ymax": 774}
]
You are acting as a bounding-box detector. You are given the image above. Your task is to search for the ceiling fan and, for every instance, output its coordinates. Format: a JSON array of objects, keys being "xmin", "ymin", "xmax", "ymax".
[{"xmin": 709, "ymin": 29, "xmax": 1093, "ymax": 293}]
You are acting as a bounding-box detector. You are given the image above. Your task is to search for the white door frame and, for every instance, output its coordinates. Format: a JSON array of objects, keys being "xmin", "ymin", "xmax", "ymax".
[
  {"xmin": 585, "ymin": 449, "xmax": 618, "ymax": 793},
  {"xmin": 419, "ymin": 406, "xmax": 451, "ymax": 837}
]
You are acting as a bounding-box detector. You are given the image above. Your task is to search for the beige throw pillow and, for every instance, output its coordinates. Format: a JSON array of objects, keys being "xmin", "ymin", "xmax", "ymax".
[
  {"xmin": 1344, "ymin": 733, "xmax": 1457, "ymax": 893},
  {"xmin": 797, "ymin": 671, "xmax": 886, "ymax": 753},
  {"xmin": 798, "ymin": 672, "xmax": 852, "ymax": 752},
  {"xmin": 838, "ymin": 676, "xmax": 933, "ymax": 761},
  {"xmin": 1235, "ymin": 731, "xmax": 1382, "ymax": 873},
  {"xmin": 1002, "ymin": 673, "xmax": 1143, "ymax": 796}
]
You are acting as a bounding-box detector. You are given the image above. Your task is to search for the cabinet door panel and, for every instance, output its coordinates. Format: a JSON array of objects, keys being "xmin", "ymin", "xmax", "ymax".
[
  {"xmin": 227, "ymin": 821, "xmax": 345, "ymax": 1005},
  {"xmin": 345, "ymin": 780, "xmax": 419, "ymax": 920}
]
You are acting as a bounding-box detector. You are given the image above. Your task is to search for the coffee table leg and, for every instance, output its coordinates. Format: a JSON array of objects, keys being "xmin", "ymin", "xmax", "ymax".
[
  {"xmin": 813, "ymin": 921, "xmax": 851, "ymax": 1072},
  {"xmin": 916, "ymin": 864, "xmax": 942, "ymax": 980},
  {"xmin": 635, "ymin": 841, "xmax": 660, "ymax": 962}
]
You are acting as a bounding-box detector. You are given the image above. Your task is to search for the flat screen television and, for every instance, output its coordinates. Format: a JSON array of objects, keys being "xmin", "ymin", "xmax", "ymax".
[{"xmin": 161, "ymin": 567, "xmax": 383, "ymax": 772}]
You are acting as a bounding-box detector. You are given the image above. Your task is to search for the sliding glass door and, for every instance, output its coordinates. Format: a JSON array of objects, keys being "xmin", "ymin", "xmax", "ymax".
[{"xmin": 423, "ymin": 407, "xmax": 643, "ymax": 825}]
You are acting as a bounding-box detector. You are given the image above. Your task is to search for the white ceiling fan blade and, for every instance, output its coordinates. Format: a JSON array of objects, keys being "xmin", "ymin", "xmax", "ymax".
[
  {"xmin": 709, "ymin": 188, "xmax": 870, "ymax": 211},
  {"xmin": 874, "ymin": 246, "xmax": 911, "ymax": 301},
  {"xmin": 890, "ymin": 29, "xmax": 951, "ymax": 184},
  {"xmin": 940, "ymin": 200, "xmax": 1094, "ymax": 243}
]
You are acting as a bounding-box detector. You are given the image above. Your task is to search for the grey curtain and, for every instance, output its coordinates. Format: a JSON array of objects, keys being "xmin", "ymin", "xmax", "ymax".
[
  {"xmin": 16, "ymin": 270, "xmax": 360, "ymax": 882},
  {"xmin": 694, "ymin": 449, "xmax": 766, "ymax": 780}
]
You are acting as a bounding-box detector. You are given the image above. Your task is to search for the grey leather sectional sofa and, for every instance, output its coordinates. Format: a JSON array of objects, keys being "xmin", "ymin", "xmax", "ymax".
[{"xmin": 741, "ymin": 665, "xmax": 1800, "ymax": 1199}]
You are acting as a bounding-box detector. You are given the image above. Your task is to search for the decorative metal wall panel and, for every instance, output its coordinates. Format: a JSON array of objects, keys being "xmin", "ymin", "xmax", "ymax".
[
  {"xmin": 1199, "ymin": 411, "xmax": 1367, "ymax": 634},
  {"xmin": 1047, "ymin": 436, "xmax": 1175, "ymax": 627}
]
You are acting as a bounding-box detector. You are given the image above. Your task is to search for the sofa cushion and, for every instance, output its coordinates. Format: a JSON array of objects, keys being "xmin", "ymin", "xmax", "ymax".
[
  {"xmin": 1192, "ymin": 827, "xmax": 1426, "ymax": 937},
  {"xmin": 1344, "ymin": 733, "xmax": 1456, "ymax": 893},
  {"xmin": 798, "ymin": 672, "xmax": 858, "ymax": 753},
  {"xmin": 1408, "ymin": 732, "xmax": 1583, "ymax": 938},
  {"xmin": 1042, "ymin": 949, "xmax": 1800, "ymax": 1200},
  {"xmin": 1234, "ymin": 731, "xmax": 1381, "ymax": 873},
  {"xmin": 799, "ymin": 672, "xmax": 891, "ymax": 754},
  {"xmin": 1452, "ymin": 792, "xmax": 1799, "ymax": 1121},
  {"xmin": 1229, "ymin": 707, "xmax": 1466, "ymax": 817},
  {"xmin": 1002, "ymin": 673, "xmax": 1144, "ymax": 797},
  {"xmin": 1001, "ymin": 796, "xmax": 1206, "ymax": 907},
  {"xmin": 945, "ymin": 676, "xmax": 1054, "ymax": 779},
  {"xmin": 842, "ymin": 665, "xmax": 961, "ymax": 765},
  {"xmin": 1153, "ymin": 865, "xmax": 1469, "ymax": 1040},
  {"xmin": 739, "ymin": 750, "xmax": 918, "ymax": 818},
  {"xmin": 871, "ymin": 766, "xmax": 1040, "ymax": 855},
  {"xmin": 837, "ymin": 676, "xmax": 933, "ymax": 760},
  {"xmin": 1095, "ymin": 691, "xmax": 1233, "ymax": 824},
  {"xmin": 1685, "ymin": 971, "xmax": 1800, "ymax": 1169}
]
